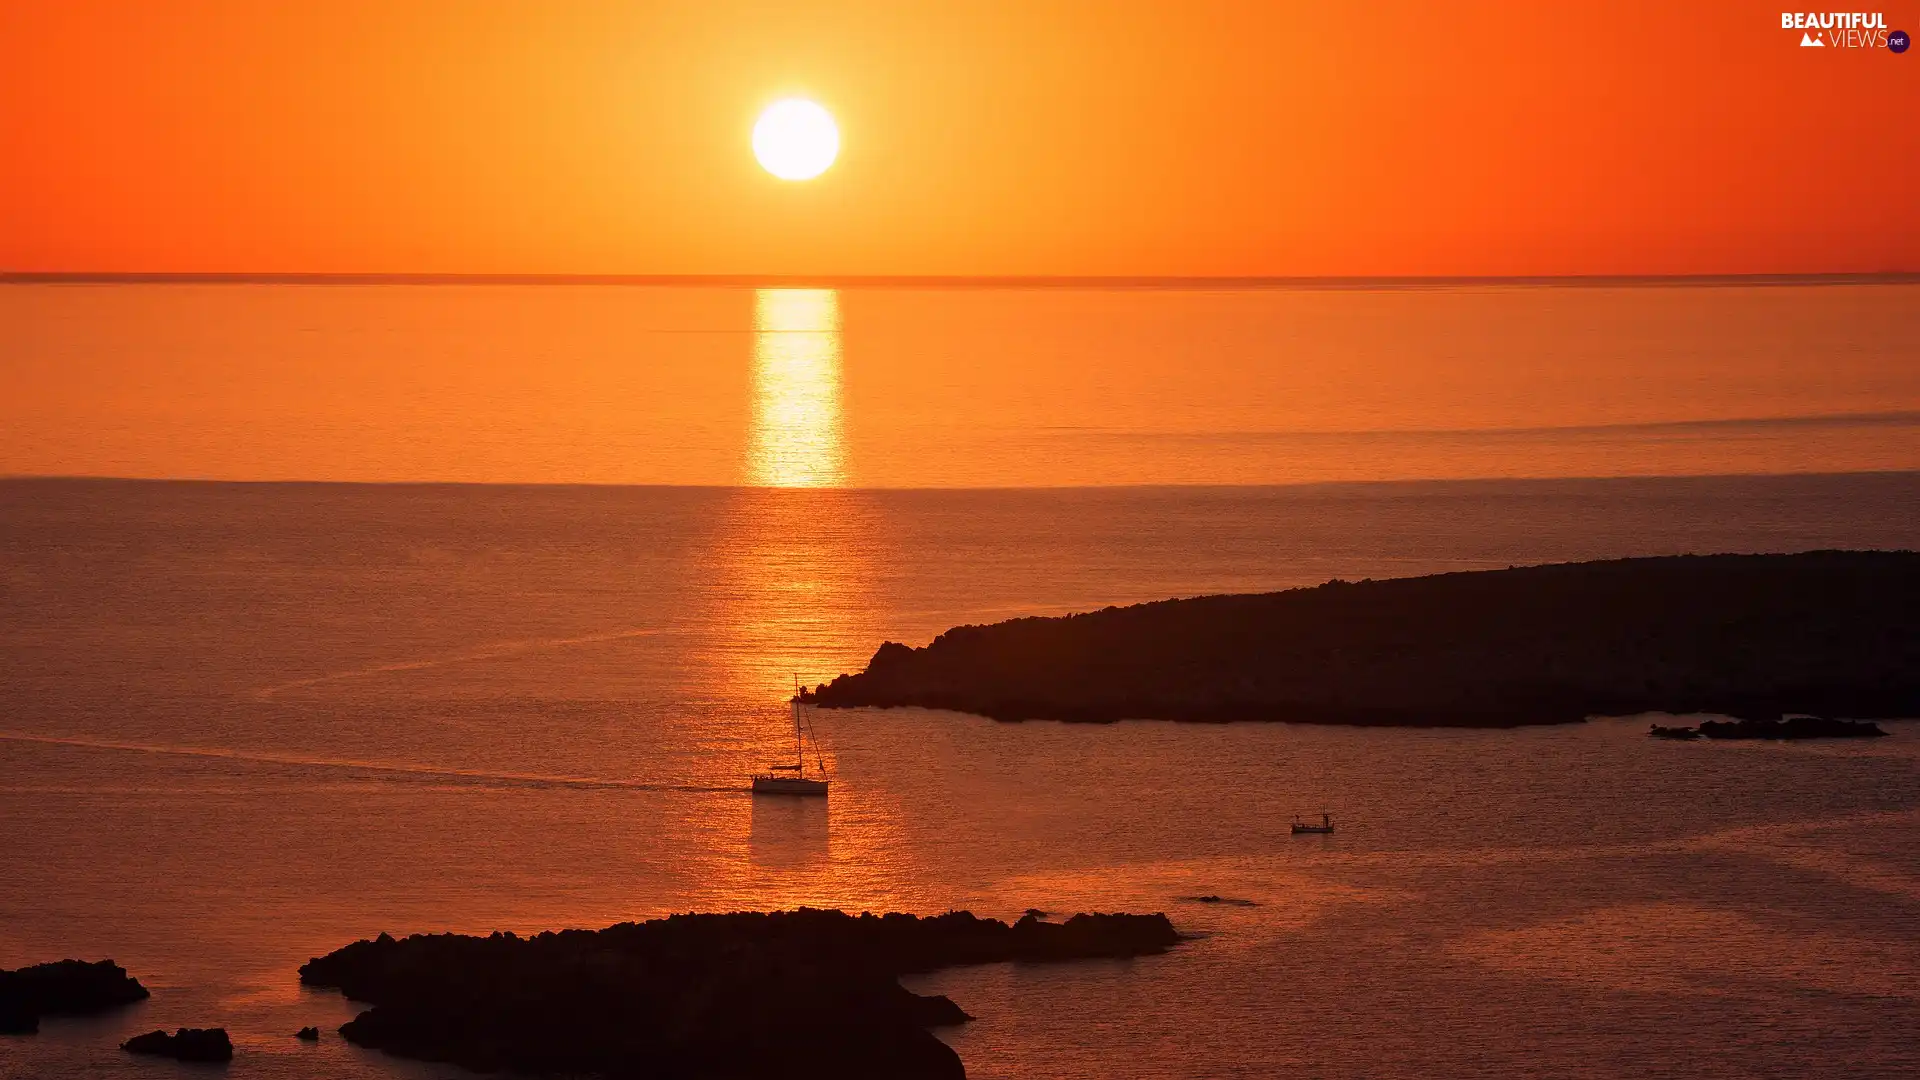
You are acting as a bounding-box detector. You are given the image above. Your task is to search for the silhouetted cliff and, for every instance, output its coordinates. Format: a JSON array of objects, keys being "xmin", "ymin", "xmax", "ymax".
[
  {"xmin": 0, "ymin": 960, "xmax": 149, "ymax": 1034},
  {"xmin": 809, "ymin": 552, "xmax": 1920, "ymax": 726},
  {"xmin": 300, "ymin": 908, "xmax": 1181, "ymax": 1079}
]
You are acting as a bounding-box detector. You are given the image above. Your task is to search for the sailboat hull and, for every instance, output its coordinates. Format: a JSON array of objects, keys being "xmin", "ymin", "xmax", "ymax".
[{"xmin": 751, "ymin": 776, "xmax": 829, "ymax": 797}]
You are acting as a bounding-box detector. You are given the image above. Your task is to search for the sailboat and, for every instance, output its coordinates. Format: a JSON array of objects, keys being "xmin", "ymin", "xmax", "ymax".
[{"xmin": 751, "ymin": 681, "xmax": 830, "ymax": 797}]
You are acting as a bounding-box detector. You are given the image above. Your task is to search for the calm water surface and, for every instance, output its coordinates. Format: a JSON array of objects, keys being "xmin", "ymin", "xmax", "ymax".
[
  {"xmin": 5, "ymin": 282, "xmax": 1919, "ymax": 485},
  {"xmin": 2, "ymin": 477, "xmax": 1918, "ymax": 1078}
]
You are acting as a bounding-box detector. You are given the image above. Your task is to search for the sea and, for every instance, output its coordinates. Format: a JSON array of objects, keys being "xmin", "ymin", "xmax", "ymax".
[{"xmin": 2, "ymin": 281, "xmax": 1918, "ymax": 1078}]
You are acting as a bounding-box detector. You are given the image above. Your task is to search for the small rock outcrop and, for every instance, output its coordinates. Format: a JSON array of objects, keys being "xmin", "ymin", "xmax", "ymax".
[
  {"xmin": 1649, "ymin": 716, "xmax": 1888, "ymax": 740},
  {"xmin": 0, "ymin": 959, "xmax": 149, "ymax": 1034},
  {"xmin": 122, "ymin": 1027, "xmax": 234, "ymax": 1062},
  {"xmin": 295, "ymin": 1026, "xmax": 320, "ymax": 1041},
  {"xmin": 300, "ymin": 908, "xmax": 1183, "ymax": 1079}
]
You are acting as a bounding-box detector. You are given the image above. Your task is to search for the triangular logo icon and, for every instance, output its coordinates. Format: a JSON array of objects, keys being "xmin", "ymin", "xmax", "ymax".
[{"xmin": 1800, "ymin": 31, "xmax": 1824, "ymax": 46}]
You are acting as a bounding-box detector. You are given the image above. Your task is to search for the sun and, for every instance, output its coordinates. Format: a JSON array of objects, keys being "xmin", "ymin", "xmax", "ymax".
[{"xmin": 753, "ymin": 99, "xmax": 839, "ymax": 181}]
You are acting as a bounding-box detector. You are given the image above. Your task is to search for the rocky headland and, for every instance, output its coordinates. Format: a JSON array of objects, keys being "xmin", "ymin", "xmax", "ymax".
[
  {"xmin": 0, "ymin": 959, "xmax": 149, "ymax": 1035},
  {"xmin": 300, "ymin": 908, "xmax": 1182, "ymax": 1079},
  {"xmin": 807, "ymin": 551, "xmax": 1919, "ymax": 727}
]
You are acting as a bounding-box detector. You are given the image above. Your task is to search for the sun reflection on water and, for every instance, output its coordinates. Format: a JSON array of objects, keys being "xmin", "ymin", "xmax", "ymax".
[
  {"xmin": 687, "ymin": 486, "xmax": 924, "ymax": 911},
  {"xmin": 746, "ymin": 289, "xmax": 845, "ymax": 487},
  {"xmin": 692, "ymin": 295, "xmax": 925, "ymax": 907}
]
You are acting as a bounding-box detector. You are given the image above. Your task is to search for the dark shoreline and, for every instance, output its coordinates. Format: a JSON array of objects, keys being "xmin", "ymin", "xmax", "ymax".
[
  {"xmin": 1650, "ymin": 716, "xmax": 1888, "ymax": 740},
  {"xmin": 809, "ymin": 698, "xmax": 1915, "ymax": 730},
  {"xmin": 810, "ymin": 552, "xmax": 1920, "ymax": 728}
]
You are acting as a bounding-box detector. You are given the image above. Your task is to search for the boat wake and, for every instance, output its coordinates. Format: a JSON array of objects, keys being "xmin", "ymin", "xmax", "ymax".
[
  {"xmin": 0, "ymin": 730, "xmax": 740, "ymax": 794},
  {"xmin": 250, "ymin": 626, "xmax": 668, "ymax": 699}
]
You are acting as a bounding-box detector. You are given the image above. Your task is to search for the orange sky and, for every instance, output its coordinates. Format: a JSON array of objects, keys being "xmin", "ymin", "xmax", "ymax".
[{"xmin": 2, "ymin": 0, "xmax": 1916, "ymax": 276}]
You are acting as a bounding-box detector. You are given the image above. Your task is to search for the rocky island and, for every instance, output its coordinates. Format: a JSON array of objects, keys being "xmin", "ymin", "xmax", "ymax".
[
  {"xmin": 0, "ymin": 959, "xmax": 149, "ymax": 1035},
  {"xmin": 807, "ymin": 551, "xmax": 1919, "ymax": 727},
  {"xmin": 300, "ymin": 908, "xmax": 1182, "ymax": 1079},
  {"xmin": 122, "ymin": 1028, "xmax": 233, "ymax": 1063}
]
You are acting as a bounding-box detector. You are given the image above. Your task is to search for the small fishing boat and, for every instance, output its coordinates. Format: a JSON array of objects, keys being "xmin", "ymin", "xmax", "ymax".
[
  {"xmin": 751, "ymin": 683, "xmax": 830, "ymax": 797},
  {"xmin": 1291, "ymin": 812, "xmax": 1334, "ymax": 835}
]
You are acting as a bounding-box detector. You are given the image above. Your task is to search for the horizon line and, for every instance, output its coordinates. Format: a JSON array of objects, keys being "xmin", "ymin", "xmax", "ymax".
[
  {"xmin": 5, "ymin": 469, "xmax": 1917, "ymax": 493},
  {"xmin": 4, "ymin": 271, "xmax": 1918, "ymax": 289}
]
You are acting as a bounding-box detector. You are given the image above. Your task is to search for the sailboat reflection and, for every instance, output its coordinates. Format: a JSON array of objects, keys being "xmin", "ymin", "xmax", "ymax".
[
  {"xmin": 748, "ymin": 793, "xmax": 831, "ymax": 871},
  {"xmin": 745, "ymin": 288, "xmax": 845, "ymax": 488}
]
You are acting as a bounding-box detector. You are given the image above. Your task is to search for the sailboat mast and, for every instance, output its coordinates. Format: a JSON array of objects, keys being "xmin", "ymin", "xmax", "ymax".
[{"xmin": 791, "ymin": 675, "xmax": 804, "ymax": 774}]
